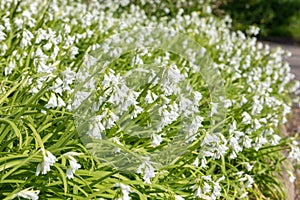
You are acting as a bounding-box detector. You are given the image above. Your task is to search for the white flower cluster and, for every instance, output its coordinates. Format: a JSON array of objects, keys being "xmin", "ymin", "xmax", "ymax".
[
  {"xmin": 114, "ymin": 183, "xmax": 132, "ymax": 200},
  {"xmin": 191, "ymin": 175, "xmax": 224, "ymax": 200}
]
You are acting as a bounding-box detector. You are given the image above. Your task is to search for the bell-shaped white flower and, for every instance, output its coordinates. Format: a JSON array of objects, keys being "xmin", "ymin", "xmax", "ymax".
[
  {"xmin": 136, "ymin": 157, "xmax": 156, "ymax": 184},
  {"xmin": 151, "ymin": 134, "xmax": 163, "ymax": 147},
  {"xmin": 36, "ymin": 150, "xmax": 57, "ymax": 176},
  {"xmin": 63, "ymin": 152, "xmax": 82, "ymax": 179},
  {"xmin": 66, "ymin": 159, "xmax": 81, "ymax": 179},
  {"xmin": 16, "ymin": 188, "xmax": 40, "ymax": 200},
  {"xmin": 45, "ymin": 93, "xmax": 66, "ymax": 108},
  {"xmin": 241, "ymin": 112, "xmax": 252, "ymax": 125},
  {"xmin": 114, "ymin": 183, "xmax": 131, "ymax": 200}
]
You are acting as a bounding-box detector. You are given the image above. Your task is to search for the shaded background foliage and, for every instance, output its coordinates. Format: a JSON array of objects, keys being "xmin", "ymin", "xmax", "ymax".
[{"xmin": 216, "ymin": 0, "xmax": 300, "ymax": 40}]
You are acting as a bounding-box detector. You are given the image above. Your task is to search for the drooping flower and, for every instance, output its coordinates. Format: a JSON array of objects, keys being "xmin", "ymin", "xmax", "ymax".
[
  {"xmin": 16, "ymin": 188, "xmax": 40, "ymax": 200},
  {"xmin": 63, "ymin": 152, "xmax": 82, "ymax": 179},
  {"xmin": 66, "ymin": 159, "xmax": 81, "ymax": 179},
  {"xmin": 20, "ymin": 29, "xmax": 34, "ymax": 48},
  {"xmin": 152, "ymin": 134, "xmax": 163, "ymax": 147},
  {"xmin": 0, "ymin": 25, "xmax": 6, "ymax": 42},
  {"xmin": 45, "ymin": 93, "xmax": 66, "ymax": 108},
  {"xmin": 36, "ymin": 149, "xmax": 57, "ymax": 176},
  {"xmin": 114, "ymin": 183, "xmax": 131, "ymax": 200},
  {"xmin": 209, "ymin": 102, "xmax": 218, "ymax": 116},
  {"xmin": 241, "ymin": 112, "xmax": 251, "ymax": 125},
  {"xmin": 136, "ymin": 157, "xmax": 156, "ymax": 184}
]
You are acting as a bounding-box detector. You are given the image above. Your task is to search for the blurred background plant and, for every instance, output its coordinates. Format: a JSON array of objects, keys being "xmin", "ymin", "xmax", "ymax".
[{"xmin": 214, "ymin": 0, "xmax": 300, "ymax": 40}]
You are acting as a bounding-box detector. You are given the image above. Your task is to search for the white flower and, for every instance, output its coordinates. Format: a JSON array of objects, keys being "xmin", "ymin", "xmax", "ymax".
[
  {"xmin": 51, "ymin": 45, "xmax": 60, "ymax": 59},
  {"xmin": 131, "ymin": 105, "xmax": 143, "ymax": 119},
  {"xmin": 0, "ymin": 25, "xmax": 6, "ymax": 42},
  {"xmin": 35, "ymin": 28, "xmax": 47, "ymax": 44},
  {"xmin": 215, "ymin": 144, "xmax": 228, "ymax": 159},
  {"xmin": 120, "ymin": 0, "xmax": 130, "ymax": 7},
  {"xmin": 157, "ymin": 105, "xmax": 180, "ymax": 131},
  {"xmin": 62, "ymin": 67, "xmax": 76, "ymax": 86},
  {"xmin": 241, "ymin": 112, "xmax": 251, "ymax": 125},
  {"xmin": 111, "ymin": 137, "xmax": 123, "ymax": 153},
  {"xmin": 202, "ymin": 175, "xmax": 212, "ymax": 182},
  {"xmin": 43, "ymin": 43, "xmax": 52, "ymax": 51},
  {"xmin": 36, "ymin": 150, "xmax": 57, "ymax": 176},
  {"xmin": 239, "ymin": 192, "xmax": 248, "ymax": 199},
  {"xmin": 254, "ymin": 136, "xmax": 267, "ymax": 151},
  {"xmin": 212, "ymin": 181, "xmax": 222, "ymax": 199},
  {"xmin": 136, "ymin": 157, "xmax": 156, "ymax": 184},
  {"xmin": 192, "ymin": 157, "xmax": 199, "ymax": 167},
  {"xmin": 241, "ymin": 162, "xmax": 255, "ymax": 172},
  {"xmin": 253, "ymin": 119, "xmax": 262, "ymax": 130},
  {"xmin": 152, "ymin": 134, "xmax": 163, "ymax": 147},
  {"xmin": 66, "ymin": 159, "xmax": 81, "ymax": 179},
  {"xmin": 114, "ymin": 183, "xmax": 131, "ymax": 200},
  {"xmin": 16, "ymin": 188, "xmax": 40, "ymax": 200},
  {"xmin": 191, "ymin": 185, "xmax": 211, "ymax": 200},
  {"xmin": 193, "ymin": 91, "xmax": 202, "ymax": 103},
  {"xmin": 229, "ymin": 151, "xmax": 237, "ymax": 159},
  {"xmin": 203, "ymin": 182, "xmax": 211, "ymax": 194},
  {"xmin": 229, "ymin": 136, "xmax": 242, "ymax": 153},
  {"xmin": 167, "ymin": 64, "xmax": 184, "ymax": 84},
  {"xmin": 14, "ymin": 18, "xmax": 23, "ymax": 29},
  {"xmin": 131, "ymin": 55, "xmax": 144, "ymax": 66},
  {"xmin": 145, "ymin": 90, "xmax": 158, "ymax": 104},
  {"xmin": 238, "ymin": 174, "xmax": 254, "ymax": 188},
  {"xmin": 288, "ymin": 142, "xmax": 300, "ymax": 164},
  {"xmin": 270, "ymin": 134, "xmax": 281, "ymax": 145},
  {"xmin": 224, "ymin": 99, "xmax": 232, "ymax": 108},
  {"xmin": 69, "ymin": 46, "xmax": 79, "ymax": 59},
  {"xmin": 0, "ymin": 43, "xmax": 7, "ymax": 55},
  {"xmin": 2, "ymin": 18, "xmax": 11, "ymax": 32},
  {"xmin": 21, "ymin": 29, "xmax": 34, "ymax": 48},
  {"xmin": 88, "ymin": 116, "xmax": 105, "ymax": 139},
  {"xmin": 51, "ymin": 78, "xmax": 64, "ymax": 95},
  {"xmin": 243, "ymin": 135, "xmax": 252, "ymax": 148},
  {"xmin": 4, "ymin": 60, "xmax": 16, "ymax": 76},
  {"xmin": 188, "ymin": 115, "xmax": 203, "ymax": 135},
  {"xmin": 201, "ymin": 158, "xmax": 207, "ymax": 168},
  {"xmin": 247, "ymin": 25, "xmax": 260, "ymax": 36},
  {"xmin": 64, "ymin": 24, "xmax": 71, "ymax": 34},
  {"xmin": 209, "ymin": 102, "xmax": 218, "ymax": 116},
  {"xmin": 191, "ymin": 185, "xmax": 202, "ymax": 198},
  {"xmin": 63, "ymin": 152, "xmax": 82, "ymax": 179},
  {"xmin": 175, "ymin": 195, "xmax": 185, "ymax": 200},
  {"xmin": 45, "ymin": 93, "xmax": 66, "ymax": 108}
]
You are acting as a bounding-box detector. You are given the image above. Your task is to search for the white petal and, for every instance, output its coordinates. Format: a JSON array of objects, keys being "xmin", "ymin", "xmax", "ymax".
[
  {"xmin": 66, "ymin": 168, "xmax": 74, "ymax": 179},
  {"xmin": 36, "ymin": 163, "xmax": 41, "ymax": 176}
]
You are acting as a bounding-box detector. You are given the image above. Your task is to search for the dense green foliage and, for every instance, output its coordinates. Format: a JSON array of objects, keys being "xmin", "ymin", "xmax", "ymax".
[{"xmin": 0, "ymin": 0, "xmax": 300, "ymax": 199}]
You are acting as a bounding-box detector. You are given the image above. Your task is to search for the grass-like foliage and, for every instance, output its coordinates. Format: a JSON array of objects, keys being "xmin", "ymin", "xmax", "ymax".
[{"xmin": 0, "ymin": 0, "xmax": 300, "ymax": 199}]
